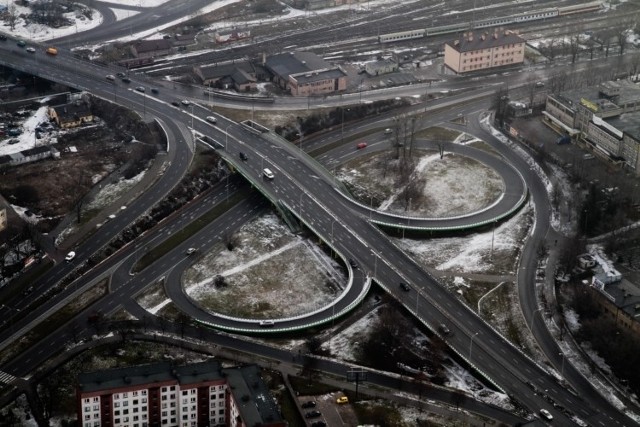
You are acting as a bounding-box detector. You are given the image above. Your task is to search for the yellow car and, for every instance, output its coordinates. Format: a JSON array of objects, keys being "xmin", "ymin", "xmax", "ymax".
[{"xmin": 336, "ymin": 396, "xmax": 349, "ymax": 404}]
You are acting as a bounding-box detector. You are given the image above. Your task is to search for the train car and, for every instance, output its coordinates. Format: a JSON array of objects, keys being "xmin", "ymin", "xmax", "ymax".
[
  {"xmin": 379, "ymin": 29, "xmax": 425, "ymax": 43},
  {"xmin": 117, "ymin": 57, "xmax": 155, "ymax": 69},
  {"xmin": 558, "ymin": 1, "xmax": 602, "ymax": 16},
  {"xmin": 512, "ymin": 8, "xmax": 559, "ymax": 22},
  {"xmin": 425, "ymin": 23, "xmax": 468, "ymax": 36}
]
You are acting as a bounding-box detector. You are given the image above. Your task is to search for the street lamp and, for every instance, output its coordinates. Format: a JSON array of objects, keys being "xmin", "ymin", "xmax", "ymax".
[{"xmin": 470, "ymin": 332, "xmax": 479, "ymax": 359}]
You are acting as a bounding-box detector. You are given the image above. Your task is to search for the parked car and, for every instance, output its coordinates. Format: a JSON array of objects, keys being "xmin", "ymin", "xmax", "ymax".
[
  {"xmin": 301, "ymin": 401, "xmax": 316, "ymax": 409},
  {"xmin": 356, "ymin": 142, "xmax": 368, "ymax": 149},
  {"xmin": 151, "ymin": 88, "xmax": 159, "ymax": 94},
  {"xmin": 305, "ymin": 411, "xmax": 321, "ymax": 419}
]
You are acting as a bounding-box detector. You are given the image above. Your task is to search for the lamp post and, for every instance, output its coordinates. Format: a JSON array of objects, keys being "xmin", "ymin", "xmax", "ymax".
[
  {"xmin": 190, "ymin": 105, "xmax": 194, "ymax": 129},
  {"xmin": 470, "ymin": 332, "xmax": 479, "ymax": 359}
]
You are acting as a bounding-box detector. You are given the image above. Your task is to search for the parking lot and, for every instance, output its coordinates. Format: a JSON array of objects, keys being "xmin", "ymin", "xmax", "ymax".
[{"xmin": 298, "ymin": 392, "xmax": 357, "ymax": 426}]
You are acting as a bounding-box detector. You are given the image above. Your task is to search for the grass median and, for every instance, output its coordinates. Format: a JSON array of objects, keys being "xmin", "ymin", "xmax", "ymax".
[{"xmin": 132, "ymin": 191, "xmax": 247, "ymax": 274}]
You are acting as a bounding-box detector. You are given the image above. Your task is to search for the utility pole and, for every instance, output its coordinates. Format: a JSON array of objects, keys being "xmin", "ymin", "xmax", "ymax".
[{"xmin": 347, "ymin": 368, "xmax": 367, "ymax": 401}]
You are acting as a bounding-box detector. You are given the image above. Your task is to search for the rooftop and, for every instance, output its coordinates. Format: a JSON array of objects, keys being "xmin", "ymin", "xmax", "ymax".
[
  {"xmin": 446, "ymin": 30, "xmax": 524, "ymax": 53},
  {"xmin": 265, "ymin": 51, "xmax": 329, "ymax": 78}
]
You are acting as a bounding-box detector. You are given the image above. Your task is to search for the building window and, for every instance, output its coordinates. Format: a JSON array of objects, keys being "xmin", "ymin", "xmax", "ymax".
[{"xmin": 182, "ymin": 391, "xmax": 188, "ymax": 396}]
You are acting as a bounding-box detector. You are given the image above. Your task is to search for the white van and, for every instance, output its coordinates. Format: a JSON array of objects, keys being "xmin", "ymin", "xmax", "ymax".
[{"xmin": 263, "ymin": 168, "xmax": 275, "ymax": 179}]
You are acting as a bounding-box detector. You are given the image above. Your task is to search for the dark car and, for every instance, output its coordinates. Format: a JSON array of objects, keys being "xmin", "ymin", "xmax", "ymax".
[
  {"xmin": 349, "ymin": 258, "xmax": 358, "ymax": 268},
  {"xmin": 0, "ymin": 35, "xmax": 7, "ymax": 41},
  {"xmin": 439, "ymin": 323, "xmax": 452, "ymax": 336},
  {"xmin": 171, "ymin": 101, "xmax": 180, "ymax": 107},
  {"xmin": 121, "ymin": 77, "xmax": 131, "ymax": 83},
  {"xmin": 305, "ymin": 411, "xmax": 321, "ymax": 419},
  {"xmin": 301, "ymin": 401, "xmax": 316, "ymax": 409},
  {"xmin": 116, "ymin": 72, "xmax": 126, "ymax": 78},
  {"xmin": 239, "ymin": 152, "xmax": 248, "ymax": 161},
  {"xmin": 151, "ymin": 88, "xmax": 159, "ymax": 94},
  {"xmin": 400, "ymin": 282, "xmax": 410, "ymax": 292},
  {"xmin": 311, "ymin": 422, "xmax": 327, "ymax": 427}
]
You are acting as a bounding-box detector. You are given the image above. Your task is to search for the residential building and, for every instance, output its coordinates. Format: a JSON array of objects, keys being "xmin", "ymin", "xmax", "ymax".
[
  {"xmin": 264, "ymin": 51, "xmax": 347, "ymax": 96},
  {"xmin": 130, "ymin": 39, "xmax": 172, "ymax": 59},
  {"xmin": 443, "ymin": 30, "xmax": 525, "ymax": 74},
  {"xmin": 194, "ymin": 61, "xmax": 264, "ymax": 92},
  {"xmin": 76, "ymin": 361, "xmax": 286, "ymax": 427},
  {"xmin": 364, "ymin": 59, "xmax": 398, "ymax": 76},
  {"xmin": 48, "ymin": 100, "xmax": 93, "ymax": 128},
  {"xmin": 543, "ymin": 80, "xmax": 640, "ymax": 173}
]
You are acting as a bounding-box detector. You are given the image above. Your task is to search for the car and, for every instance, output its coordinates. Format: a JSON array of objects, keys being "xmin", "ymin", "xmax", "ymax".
[
  {"xmin": 151, "ymin": 88, "xmax": 159, "ymax": 94},
  {"xmin": 400, "ymin": 282, "xmax": 411, "ymax": 292},
  {"xmin": 135, "ymin": 86, "xmax": 145, "ymax": 93},
  {"xmin": 106, "ymin": 74, "xmax": 115, "ymax": 81},
  {"xmin": 116, "ymin": 72, "xmax": 126, "ymax": 78},
  {"xmin": 65, "ymin": 251, "xmax": 76, "ymax": 262},
  {"xmin": 336, "ymin": 396, "xmax": 349, "ymax": 404},
  {"xmin": 263, "ymin": 168, "xmax": 274, "ymax": 179},
  {"xmin": 349, "ymin": 258, "xmax": 358, "ymax": 268},
  {"xmin": 305, "ymin": 411, "xmax": 321, "ymax": 419},
  {"xmin": 26, "ymin": 47, "xmax": 35, "ymax": 53},
  {"xmin": 311, "ymin": 422, "xmax": 327, "ymax": 427},
  {"xmin": 439, "ymin": 323, "xmax": 452, "ymax": 336},
  {"xmin": 384, "ymin": 128, "xmax": 393, "ymax": 134},
  {"xmin": 356, "ymin": 142, "xmax": 368, "ymax": 149},
  {"xmin": 206, "ymin": 116, "xmax": 217, "ymax": 124},
  {"xmin": 0, "ymin": 35, "xmax": 7, "ymax": 41},
  {"xmin": 121, "ymin": 77, "xmax": 131, "ymax": 83},
  {"xmin": 539, "ymin": 409, "xmax": 553, "ymax": 421},
  {"xmin": 259, "ymin": 320, "xmax": 275, "ymax": 327},
  {"xmin": 301, "ymin": 401, "xmax": 316, "ymax": 409},
  {"xmin": 7, "ymin": 138, "xmax": 19, "ymax": 145},
  {"xmin": 171, "ymin": 101, "xmax": 180, "ymax": 107},
  {"xmin": 181, "ymin": 99, "xmax": 190, "ymax": 106},
  {"xmin": 16, "ymin": 40, "xmax": 26, "ymax": 47},
  {"xmin": 23, "ymin": 286, "xmax": 34, "ymax": 295},
  {"xmin": 46, "ymin": 47, "xmax": 58, "ymax": 55},
  {"xmin": 186, "ymin": 248, "xmax": 197, "ymax": 255},
  {"xmin": 535, "ymin": 81, "xmax": 545, "ymax": 88},
  {"xmin": 583, "ymin": 153, "xmax": 595, "ymax": 160},
  {"xmin": 239, "ymin": 152, "xmax": 248, "ymax": 161}
]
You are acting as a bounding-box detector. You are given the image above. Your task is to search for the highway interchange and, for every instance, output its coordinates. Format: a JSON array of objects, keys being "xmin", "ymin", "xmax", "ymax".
[{"xmin": 0, "ymin": 1, "xmax": 639, "ymax": 426}]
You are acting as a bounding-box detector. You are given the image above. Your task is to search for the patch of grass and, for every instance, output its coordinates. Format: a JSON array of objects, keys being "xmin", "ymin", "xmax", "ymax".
[
  {"xmin": 414, "ymin": 126, "xmax": 461, "ymax": 141},
  {"xmin": 289, "ymin": 376, "xmax": 340, "ymax": 396},
  {"xmin": 352, "ymin": 400, "xmax": 404, "ymax": 426},
  {"xmin": 460, "ymin": 281, "xmax": 499, "ymax": 314},
  {"xmin": 505, "ymin": 314, "xmax": 523, "ymax": 348},
  {"xmin": 133, "ymin": 191, "xmax": 247, "ymax": 273}
]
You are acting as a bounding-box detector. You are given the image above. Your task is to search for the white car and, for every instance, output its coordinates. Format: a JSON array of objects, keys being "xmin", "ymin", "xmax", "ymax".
[
  {"xmin": 539, "ymin": 409, "xmax": 553, "ymax": 421},
  {"xmin": 262, "ymin": 168, "xmax": 275, "ymax": 179},
  {"xmin": 206, "ymin": 116, "xmax": 217, "ymax": 124},
  {"xmin": 186, "ymin": 248, "xmax": 197, "ymax": 255},
  {"xmin": 65, "ymin": 251, "xmax": 76, "ymax": 262},
  {"xmin": 26, "ymin": 47, "xmax": 35, "ymax": 53},
  {"xmin": 181, "ymin": 100, "xmax": 190, "ymax": 106}
]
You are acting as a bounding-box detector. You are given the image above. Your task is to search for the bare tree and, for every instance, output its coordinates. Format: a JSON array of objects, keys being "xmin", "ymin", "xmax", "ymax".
[{"xmin": 569, "ymin": 34, "xmax": 581, "ymax": 64}]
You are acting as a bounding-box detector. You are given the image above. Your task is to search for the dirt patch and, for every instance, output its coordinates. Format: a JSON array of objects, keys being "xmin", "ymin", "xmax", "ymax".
[
  {"xmin": 183, "ymin": 213, "xmax": 347, "ymax": 319},
  {"xmin": 0, "ymin": 97, "xmax": 162, "ymax": 233},
  {"xmin": 338, "ymin": 149, "xmax": 504, "ymax": 218}
]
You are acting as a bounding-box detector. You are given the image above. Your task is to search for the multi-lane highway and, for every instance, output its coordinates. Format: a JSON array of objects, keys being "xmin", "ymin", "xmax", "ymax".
[{"xmin": 0, "ymin": 3, "xmax": 638, "ymax": 425}]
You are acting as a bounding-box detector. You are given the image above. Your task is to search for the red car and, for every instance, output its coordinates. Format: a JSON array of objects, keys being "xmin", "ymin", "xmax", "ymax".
[{"xmin": 356, "ymin": 142, "xmax": 367, "ymax": 149}]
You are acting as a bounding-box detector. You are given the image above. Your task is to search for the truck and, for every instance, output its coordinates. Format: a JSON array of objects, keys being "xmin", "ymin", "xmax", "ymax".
[{"xmin": 46, "ymin": 47, "xmax": 58, "ymax": 55}]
